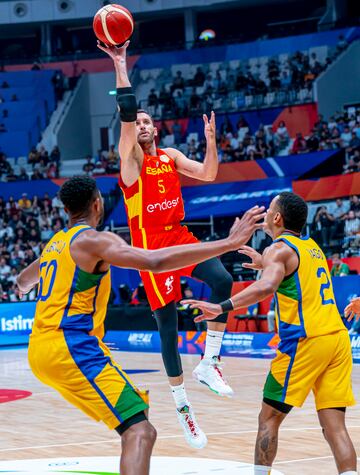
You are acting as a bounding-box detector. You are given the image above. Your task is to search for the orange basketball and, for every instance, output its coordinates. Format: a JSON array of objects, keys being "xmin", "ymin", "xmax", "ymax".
[{"xmin": 93, "ymin": 4, "xmax": 134, "ymax": 46}]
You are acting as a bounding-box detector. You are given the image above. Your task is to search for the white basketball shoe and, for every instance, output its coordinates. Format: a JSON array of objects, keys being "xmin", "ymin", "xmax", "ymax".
[
  {"xmin": 176, "ymin": 405, "xmax": 207, "ymax": 449},
  {"xmin": 193, "ymin": 355, "xmax": 234, "ymax": 398}
]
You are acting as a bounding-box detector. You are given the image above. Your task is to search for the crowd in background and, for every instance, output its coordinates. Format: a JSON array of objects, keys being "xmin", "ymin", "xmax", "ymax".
[
  {"xmin": 0, "ymin": 145, "xmax": 61, "ymax": 182},
  {"xmin": 157, "ymin": 110, "xmax": 360, "ymax": 166},
  {"xmin": 82, "ymin": 145, "xmax": 120, "ymax": 176},
  {"xmin": 310, "ymin": 196, "xmax": 360, "ymax": 256},
  {"xmin": 0, "ymin": 193, "xmax": 66, "ymax": 302},
  {"xmin": 145, "ymin": 50, "xmax": 323, "ymax": 120},
  {"xmin": 143, "ymin": 35, "xmax": 349, "ymax": 121}
]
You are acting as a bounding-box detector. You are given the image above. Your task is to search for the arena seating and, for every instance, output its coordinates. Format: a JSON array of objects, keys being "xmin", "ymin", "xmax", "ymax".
[{"xmin": 0, "ymin": 70, "xmax": 56, "ymax": 157}]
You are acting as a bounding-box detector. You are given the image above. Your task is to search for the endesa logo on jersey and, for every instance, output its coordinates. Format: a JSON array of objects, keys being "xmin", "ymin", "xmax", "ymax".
[{"xmin": 147, "ymin": 197, "xmax": 180, "ymax": 213}]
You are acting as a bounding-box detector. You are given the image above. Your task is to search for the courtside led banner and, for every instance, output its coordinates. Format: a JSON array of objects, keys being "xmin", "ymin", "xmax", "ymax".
[
  {"xmin": 1, "ymin": 302, "xmax": 359, "ymax": 364},
  {"xmin": 0, "ymin": 302, "xmax": 36, "ymax": 345}
]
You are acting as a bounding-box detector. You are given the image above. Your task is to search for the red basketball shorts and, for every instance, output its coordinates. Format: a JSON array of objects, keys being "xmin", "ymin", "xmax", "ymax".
[{"xmin": 131, "ymin": 225, "xmax": 200, "ymax": 311}]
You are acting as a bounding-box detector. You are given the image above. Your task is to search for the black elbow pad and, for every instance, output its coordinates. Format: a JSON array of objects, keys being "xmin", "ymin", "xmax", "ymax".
[{"xmin": 116, "ymin": 87, "xmax": 137, "ymax": 122}]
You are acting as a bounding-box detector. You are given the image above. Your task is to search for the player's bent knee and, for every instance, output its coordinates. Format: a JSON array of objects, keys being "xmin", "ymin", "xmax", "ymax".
[
  {"xmin": 210, "ymin": 269, "xmax": 233, "ymax": 292},
  {"xmin": 258, "ymin": 398, "xmax": 292, "ymax": 427}
]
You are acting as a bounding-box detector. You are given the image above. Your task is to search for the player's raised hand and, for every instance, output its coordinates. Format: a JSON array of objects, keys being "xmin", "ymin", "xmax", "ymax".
[
  {"xmin": 238, "ymin": 245, "xmax": 263, "ymax": 270},
  {"xmin": 180, "ymin": 299, "xmax": 222, "ymax": 322},
  {"xmin": 97, "ymin": 40, "xmax": 130, "ymax": 63},
  {"xmin": 227, "ymin": 206, "xmax": 265, "ymax": 250},
  {"xmin": 344, "ymin": 297, "xmax": 360, "ymax": 322},
  {"xmin": 203, "ymin": 111, "xmax": 216, "ymax": 142}
]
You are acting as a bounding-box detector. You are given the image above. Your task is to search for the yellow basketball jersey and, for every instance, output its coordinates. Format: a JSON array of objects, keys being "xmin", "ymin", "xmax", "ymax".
[
  {"xmin": 273, "ymin": 233, "xmax": 345, "ymax": 340},
  {"xmin": 32, "ymin": 224, "xmax": 111, "ymax": 339}
]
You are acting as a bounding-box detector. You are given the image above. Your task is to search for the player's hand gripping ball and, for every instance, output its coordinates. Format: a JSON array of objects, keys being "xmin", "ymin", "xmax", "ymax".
[{"xmin": 93, "ymin": 4, "xmax": 134, "ymax": 46}]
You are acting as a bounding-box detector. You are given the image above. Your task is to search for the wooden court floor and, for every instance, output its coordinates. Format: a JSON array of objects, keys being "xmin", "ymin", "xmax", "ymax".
[{"xmin": 1, "ymin": 348, "xmax": 359, "ymax": 474}]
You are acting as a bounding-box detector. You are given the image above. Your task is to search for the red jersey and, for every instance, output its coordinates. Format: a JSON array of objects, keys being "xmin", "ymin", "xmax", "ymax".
[
  {"xmin": 119, "ymin": 147, "xmax": 199, "ymax": 311},
  {"xmin": 119, "ymin": 148, "xmax": 185, "ymax": 233}
]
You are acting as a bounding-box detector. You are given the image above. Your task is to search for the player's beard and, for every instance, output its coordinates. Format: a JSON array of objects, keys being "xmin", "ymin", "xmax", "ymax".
[{"xmin": 138, "ymin": 130, "xmax": 154, "ymax": 145}]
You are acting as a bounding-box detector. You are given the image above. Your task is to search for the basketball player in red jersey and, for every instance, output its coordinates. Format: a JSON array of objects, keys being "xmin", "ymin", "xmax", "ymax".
[{"xmin": 99, "ymin": 41, "xmax": 235, "ymax": 449}]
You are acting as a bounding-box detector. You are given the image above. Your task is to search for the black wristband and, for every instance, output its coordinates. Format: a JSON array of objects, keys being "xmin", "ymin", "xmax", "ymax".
[
  {"xmin": 220, "ymin": 298, "xmax": 234, "ymax": 313},
  {"xmin": 116, "ymin": 87, "xmax": 137, "ymax": 122}
]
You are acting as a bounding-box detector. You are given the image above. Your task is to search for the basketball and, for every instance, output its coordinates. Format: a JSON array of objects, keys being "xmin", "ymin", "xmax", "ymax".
[{"xmin": 93, "ymin": 4, "xmax": 134, "ymax": 46}]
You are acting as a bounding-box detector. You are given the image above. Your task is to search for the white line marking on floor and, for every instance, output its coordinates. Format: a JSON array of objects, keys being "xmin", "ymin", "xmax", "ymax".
[
  {"xmin": 275, "ymin": 455, "xmax": 360, "ymax": 465},
  {"xmin": 1, "ymin": 426, "xmax": 360, "ymax": 452}
]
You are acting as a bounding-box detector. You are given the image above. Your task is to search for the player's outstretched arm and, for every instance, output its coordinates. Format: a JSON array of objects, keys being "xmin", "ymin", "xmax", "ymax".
[
  {"xmin": 345, "ymin": 297, "xmax": 360, "ymax": 322},
  {"xmin": 182, "ymin": 243, "xmax": 290, "ymax": 323},
  {"xmin": 164, "ymin": 111, "xmax": 218, "ymax": 182},
  {"xmin": 97, "ymin": 40, "xmax": 143, "ymax": 177},
  {"xmin": 93, "ymin": 206, "xmax": 265, "ymax": 273},
  {"xmin": 16, "ymin": 258, "xmax": 40, "ymax": 295}
]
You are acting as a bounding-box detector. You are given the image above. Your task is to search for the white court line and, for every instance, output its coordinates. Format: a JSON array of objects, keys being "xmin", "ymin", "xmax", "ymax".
[
  {"xmin": 275, "ymin": 455, "xmax": 360, "ymax": 465},
  {"xmin": 2, "ymin": 426, "xmax": 360, "ymax": 453}
]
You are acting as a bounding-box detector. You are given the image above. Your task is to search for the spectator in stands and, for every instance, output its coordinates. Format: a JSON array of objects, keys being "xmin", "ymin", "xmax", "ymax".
[
  {"xmin": 193, "ymin": 66, "xmax": 205, "ymax": 87},
  {"xmin": 344, "ymin": 149, "xmax": 360, "ymax": 174},
  {"xmin": 274, "ymin": 121, "xmax": 289, "ymax": 152},
  {"xmin": 18, "ymin": 193, "xmax": 31, "ymax": 210},
  {"xmin": 2, "ymin": 109, "xmax": 8, "ymax": 118},
  {"xmin": 106, "ymin": 145, "xmax": 120, "ymax": 174},
  {"xmin": 50, "ymin": 146, "xmax": 61, "ymax": 166},
  {"xmin": 171, "ymin": 71, "xmax": 185, "ymax": 93},
  {"xmin": 343, "ymin": 210, "xmax": 360, "ymax": 253},
  {"xmin": 174, "ymin": 90, "xmax": 188, "ymax": 117},
  {"xmin": 147, "ymin": 88, "xmax": 158, "ymax": 108},
  {"xmin": 1, "ymin": 81, "xmax": 9, "ymax": 88},
  {"xmin": 189, "ymin": 88, "xmax": 201, "ymax": 115},
  {"xmin": 0, "ymin": 123, "xmax": 7, "ymax": 132},
  {"xmin": 6, "ymin": 167, "xmax": 18, "ymax": 182},
  {"xmin": 172, "ymin": 120, "xmax": 182, "ymax": 145},
  {"xmin": 330, "ymin": 253, "xmax": 350, "ymax": 277},
  {"xmin": 11, "ymin": 94, "xmax": 18, "ymax": 102},
  {"xmin": 330, "ymin": 198, "xmax": 347, "ymax": 242},
  {"xmin": 0, "ymin": 152, "xmax": 10, "ymax": 176},
  {"xmin": 0, "ymin": 284, "xmax": 9, "ymax": 302},
  {"xmin": 341, "ymin": 126, "xmax": 352, "ymax": 148},
  {"xmin": 52, "ymin": 70, "xmax": 66, "ymax": 102},
  {"xmin": 349, "ymin": 195, "xmax": 360, "ymax": 215},
  {"xmin": 31, "ymin": 169, "xmax": 44, "ymax": 180},
  {"xmin": 18, "ymin": 168, "xmax": 28, "ymax": 181},
  {"xmin": 108, "ymin": 144, "xmax": 118, "ymax": 164},
  {"xmin": 28, "ymin": 147, "xmax": 40, "ymax": 167},
  {"xmin": 292, "ymin": 132, "xmax": 308, "ymax": 154},
  {"xmin": 314, "ymin": 205, "xmax": 334, "ymax": 247},
  {"xmin": 0, "ymin": 257, "xmax": 11, "ymax": 281},
  {"xmin": 46, "ymin": 162, "xmax": 58, "ymax": 179},
  {"xmin": 82, "ymin": 156, "xmax": 95, "ymax": 176}
]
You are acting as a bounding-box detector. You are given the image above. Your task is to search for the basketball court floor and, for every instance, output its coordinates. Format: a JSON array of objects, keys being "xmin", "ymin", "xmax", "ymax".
[{"xmin": 1, "ymin": 348, "xmax": 359, "ymax": 474}]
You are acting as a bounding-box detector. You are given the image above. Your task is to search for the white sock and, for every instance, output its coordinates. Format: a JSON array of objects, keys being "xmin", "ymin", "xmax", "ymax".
[
  {"xmin": 170, "ymin": 383, "xmax": 189, "ymax": 409},
  {"xmin": 254, "ymin": 465, "xmax": 272, "ymax": 474},
  {"xmin": 203, "ymin": 329, "xmax": 224, "ymax": 360},
  {"xmin": 339, "ymin": 471, "xmax": 358, "ymax": 475}
]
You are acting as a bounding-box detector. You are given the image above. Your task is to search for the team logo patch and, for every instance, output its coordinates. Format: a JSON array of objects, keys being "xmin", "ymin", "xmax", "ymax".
[
  {"xmin": 165, "ymin": 275, "xmax": 174, "ymax": 294},
  {"xmin": 159, "ymin": 154, "xmax": 170, "ymax": 163},
  {"xmin": 0, "ymin": 456, "xmax": 285, "ymax": 474}
]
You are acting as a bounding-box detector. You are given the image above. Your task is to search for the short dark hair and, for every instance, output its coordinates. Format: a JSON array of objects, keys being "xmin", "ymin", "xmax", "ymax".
[
  {"xmin": 59, "ymin": 176, "xmax": 98, "ymax": 215},
  {"xmin": 276, "ymin": 192, "xmax": 308, "ymax": 234},
  {"xmin": 137, "ymin": 109, "xmax": 153, "ymax": 122}
]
